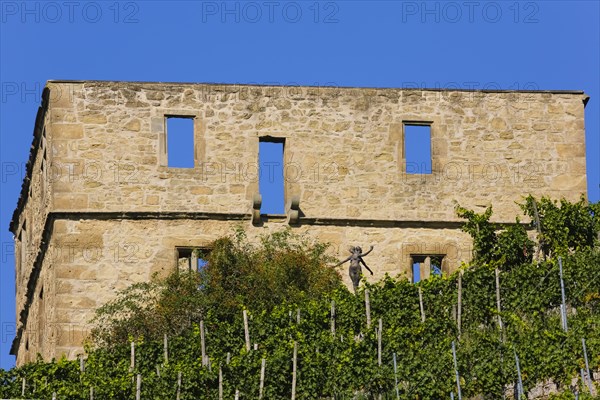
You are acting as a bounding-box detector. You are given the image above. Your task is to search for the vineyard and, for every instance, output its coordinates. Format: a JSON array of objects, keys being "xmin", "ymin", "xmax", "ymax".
[{"xmin": 1, "ymin": 196, "xmax": 599, "ymax": 399}]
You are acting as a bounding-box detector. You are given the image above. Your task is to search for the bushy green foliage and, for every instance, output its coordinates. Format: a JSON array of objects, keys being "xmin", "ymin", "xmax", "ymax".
[
  {"xmin": 90, "ymin": 228, "xmax": 343, "ymax": 347},
  {"xmin": 201, "ymin": 228, "xmax": 342, "ymax": 318},
  {"xmin": 520, "ymin": 195, "xmax": 600, "ymax": 259},
  {"xmin": 2, "ymin": 255, "xmax": 599, "ymax": 399},
  {"xmin": 455, "ymin": 204, "xmax": 534, "ymax": 266},
  {"xmin": 2, "ymin": 198, "xmax": 599, "ymax": 399}
]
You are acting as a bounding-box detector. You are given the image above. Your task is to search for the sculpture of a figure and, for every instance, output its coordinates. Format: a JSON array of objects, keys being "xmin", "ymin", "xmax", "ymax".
[{"xmin": 335, "ymin": 245, "xmax": 374, "ymax": 292}]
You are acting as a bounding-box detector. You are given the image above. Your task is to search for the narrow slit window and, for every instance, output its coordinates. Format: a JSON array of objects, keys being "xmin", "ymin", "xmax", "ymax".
[
  {"xmin": 412, "ymin": 261, "xmax": 421, "ymax": 283},
  {"xmin": 166, "ymin": 117, "xmax": 194, "ymax": 168},
  {"xmin": 404, "ymin": 124, "xmax": 432, "ymax": 174},
  {"xmin": 259, "ymin": 139, "xmax": 285, "ymax": 214}
]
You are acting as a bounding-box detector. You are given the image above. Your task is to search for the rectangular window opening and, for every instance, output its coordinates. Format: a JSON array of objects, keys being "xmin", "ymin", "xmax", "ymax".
[
  {"xmin": 166, "ymin": 117, "xmax": 194, "ymax": 168},
  {"xmin": 404, "ymin": 123, "xmax": 432, "ymax": 174},
  {"xmin": 176, "ymin": 247, "xmax": 210, "ymax": 273},
  {"xmin": 411, "ymin": 255, "xmax": 444, "ymax": 283},
  {"xmin": 259, "ymin": 138, "xmax": 285, "ymax": 214}
]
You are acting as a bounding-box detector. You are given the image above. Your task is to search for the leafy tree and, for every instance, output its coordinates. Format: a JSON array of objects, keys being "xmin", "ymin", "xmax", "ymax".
[
  {"xmin": 91, "ymin": 228, "xmax": 343, "ymax": 346},
  {"xmin": 202, "ymin": 228, "xmax": 341, "ymax": 317}
]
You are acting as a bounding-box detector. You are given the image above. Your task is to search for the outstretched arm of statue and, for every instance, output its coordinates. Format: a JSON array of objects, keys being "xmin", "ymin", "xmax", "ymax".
[
  {"xmin": 360, "ymin": 245, "xmax": 374, "ymax": 257},
  {"xmin": 361, "ymin": 259, "xmax": 374, "ymax": 275},
  {"xmin": 334, "ymin": 256, "xmax": 351, "ymax": 267}
]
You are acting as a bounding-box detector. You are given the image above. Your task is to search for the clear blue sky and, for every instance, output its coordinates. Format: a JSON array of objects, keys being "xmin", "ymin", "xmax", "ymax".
[{"xmin": 1, "ymin": 1, "xmax": 598, "ymax": 369}]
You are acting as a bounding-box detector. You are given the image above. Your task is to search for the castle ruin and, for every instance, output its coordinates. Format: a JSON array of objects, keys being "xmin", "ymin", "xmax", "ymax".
[{"xmin": 9, "ymin": 81, "xmax": 588, "ymax": 365}]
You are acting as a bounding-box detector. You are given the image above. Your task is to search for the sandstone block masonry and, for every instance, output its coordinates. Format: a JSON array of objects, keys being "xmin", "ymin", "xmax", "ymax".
[{"xmin": 9, "ymin": 81, "xmax": 588, "ymax": 365}]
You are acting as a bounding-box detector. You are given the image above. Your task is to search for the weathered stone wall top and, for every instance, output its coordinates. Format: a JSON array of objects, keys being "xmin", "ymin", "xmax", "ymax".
[{"xmin": 19, "ymin": 81, "xmax": 591, "ymax": 227}]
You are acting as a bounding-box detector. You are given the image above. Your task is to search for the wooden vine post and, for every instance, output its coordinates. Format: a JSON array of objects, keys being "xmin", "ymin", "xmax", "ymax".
[
  {"xmin": 532, "ymin": 199, "xmax": 542, "ymax": 260},
  {"xmin": 163, "ymin": 333, "xmax": 168, "ymax": 363},
  {"xmin": 377, "ymin": 318, "xmax": 383, "ymax": 366},
  {"xmin": 418, "ymin": 286, "xmax": 425, "ymax": 323},
  {"xmin": 79, "ymin": 355, "xmax": 85, "ymax": 373},
  {"xmin": 135, "ymin": 374, "xmax": 141, "ymax": 400},
  {"xmin": 495, "ymin": 268, "xmax": 503, "ymax": 334},
  {"xmin": 330, "ymin": 300, "xmax": 336, "ymax": 336},
  {"xmin": 365, "ymin": 289, "xmax": 371, "ymax": 328},
  {"xmin": 218, "ymin": 366, "xmax": 223, "ymax": 400},
  {"xmin": 457, "ymin": 271, "xmax": 462, "ymax": 337},
  {"xmin": 291, "ymin": 341, "xmax": 298, "ymax": 400},
  {"xmin": 200, "ymin": 320, "xmax": 207, "ymax": 366},
  {"xmin": 259, "ymin": 358, "xmax": 266, "ymax": 399},
  {"xmin": 130, "ymin": 342, "xmax": 135, "ymax": 371},
  {"xmin": 558, "ymin": 257, "xmax": 568, "ymax": 332},
  {"xmin": 243, "ymin": 309, "xmax": 251, "ymax": 351},
  {"xmin": 393, "ymin": 353, "xmax": 399, "ymax": 400}
]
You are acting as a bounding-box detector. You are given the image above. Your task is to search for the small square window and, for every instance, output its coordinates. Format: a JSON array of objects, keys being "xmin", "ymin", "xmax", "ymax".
[
  {"xmin": 176, "ymin": 247, "xmax": 210, "ymax": 272},
  {"xmin": 166, "ymin": 117, "xmax": 195, "ymax": 168},
  {"xmin": 404, "ymin": 123, "xmax": 432, "ymax": 174},
  {"xmin": 411, "ymin": 255, "xmax": 444, "ymax": 283}
]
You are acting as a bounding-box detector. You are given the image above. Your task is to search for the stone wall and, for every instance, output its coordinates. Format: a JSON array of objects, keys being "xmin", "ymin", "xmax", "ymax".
[
  {"xmin": 10, "ymin": 81, "xmax": 588, "ymax": 364},
  {"xmin": 11, "ymin": 94, "xmax": 55, "ymax": 364},
  {"xmin": 46, "ymin": 81, "xmax": 587, "ymax": 220},
  {"xmin": 28, "ymin": 218, "xmax": 474, "ymax": 361}
]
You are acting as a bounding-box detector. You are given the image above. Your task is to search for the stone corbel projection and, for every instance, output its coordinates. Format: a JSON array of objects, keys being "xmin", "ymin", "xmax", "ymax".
[
  {"xmin": 252, "ymin": 193, "xmax": 262, "ymax": 226},
  {"xmin": 288, "ymin": 195, "xmax": 300, "ymax": 225}
]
